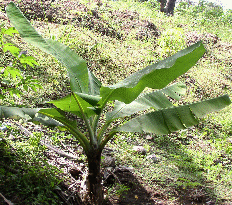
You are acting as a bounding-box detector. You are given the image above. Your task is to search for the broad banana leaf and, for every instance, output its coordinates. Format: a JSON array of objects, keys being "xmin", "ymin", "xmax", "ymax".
[
  {"xmin": 76, "ymin": 93, "xmax": 101, "ymax": 106},
  {"xmin": 38, "ymin": 108, "xmax": 90, "ymax": 151},
  {"xmin": 100, "ymin": 41, "xmax": 206, "ymax": 105},
  {"xmin": 0, "ymin": 106, "xmax": 61, "ymax": 126},
  {"xmin": 38, "ymin": 108, "xmax": 77, "ymax": 128},
  {"xmin": 48, "ymin": 93, "xmax": 100, "ymax": 118},
  {"xmin": 106, "ymin": 82, "xmax": 186, "ymax": 122},
  {"xmin": 6, "ymin": 2, "xmax": 89, "ymax": 94},
  {"xmin": 88, "ymin": 70, "xmax": 102, "ymax": 96},
  {"xmin": 0, "ymin": 106, "xmax": 90, "ymax": 151},
  {"xmin": 117, "ymin": 95, "xmax": 231, "ymax": 134}
]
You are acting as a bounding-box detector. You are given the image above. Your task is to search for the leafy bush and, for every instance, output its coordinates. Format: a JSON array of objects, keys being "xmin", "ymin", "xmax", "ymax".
[
  {"xmin": 221, "ymin": 9, "xmax": 232, "ymax": 25},
  {"xmin": 177, "ymin": 0, "xmax": 224, "ymax": 20},
  {"xmin": 0, "ymin": 124, "xmax": 61, "ymax": 204},
  {"xmin": 0, "ymin": 24, "xmax": 42, "ymax": 103},
  {"xmin": 0, "ymin": 3, "xmax": 231, "ymax": 204},
  {"xmin": 157, "ymin": 28, "xmax": 186, "ymax": 57}
]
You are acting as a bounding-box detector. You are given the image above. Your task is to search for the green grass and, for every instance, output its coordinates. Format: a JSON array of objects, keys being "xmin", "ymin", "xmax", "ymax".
[
  {"xmin": 0, "ymin": 0, "xmax": 232, "ymax": 204},
  {"xmin": 0, "ymin": 123, "xmax": 62, "ymax": 204}
]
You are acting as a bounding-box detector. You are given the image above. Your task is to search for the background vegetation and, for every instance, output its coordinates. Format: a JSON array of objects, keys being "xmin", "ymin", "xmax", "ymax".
[{"xmin": 0, "ymin": 0, "xmax": 231, "ymax": 204}]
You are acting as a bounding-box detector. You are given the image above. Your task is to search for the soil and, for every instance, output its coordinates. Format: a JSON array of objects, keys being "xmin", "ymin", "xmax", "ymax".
[{"xmin": 1, "ymin": 0, "xmax": 159, "ymax": 41}]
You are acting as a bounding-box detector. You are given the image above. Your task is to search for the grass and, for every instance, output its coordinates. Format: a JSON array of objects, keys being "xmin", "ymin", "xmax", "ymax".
[
  {"xmin": 0, "ymin": 0, "xmax": 232, "ymax": 204},
  {"xmin": 0, "ymin": 122, "xmax": 62, "ymax": 204}
]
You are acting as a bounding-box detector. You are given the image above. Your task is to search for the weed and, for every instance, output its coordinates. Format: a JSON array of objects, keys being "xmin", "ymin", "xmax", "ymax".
[{"xmin": 0, "ymin": 25, "xmax": 42, "ymax": 105}]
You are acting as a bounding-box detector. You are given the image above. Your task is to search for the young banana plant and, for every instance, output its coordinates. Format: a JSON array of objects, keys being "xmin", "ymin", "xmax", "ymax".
[{"xmin": 1, "ymin": 2, "xmax": 231, "ymax": 204}]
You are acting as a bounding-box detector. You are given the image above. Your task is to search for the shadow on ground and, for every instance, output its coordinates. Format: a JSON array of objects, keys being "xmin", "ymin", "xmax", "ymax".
[
  {"xmin": 148, "ymin": 127, "xmax": 224, "ymax": 205},
  {"xmin": 103, "ymin": 166, "xmax": 156, "ymax": 205}
]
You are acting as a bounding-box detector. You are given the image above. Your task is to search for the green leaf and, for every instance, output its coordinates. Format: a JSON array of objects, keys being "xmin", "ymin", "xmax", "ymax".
[
  {"xmin": 9, "ymin": 88, "xmax": 22, "ymax": 97},
  {"xmin": 46, "ymin": 39, "xmax": 89, "ymax": 94},
  {"xmin": 4, "ymin": 67, "xmax": 22, "ymax": 79},
  {"xmin": 6, "ymin": 2, "xmax": 89, "ymax": 94},
  {"xmin": 189, "ymin": 95, "xmax": 232, "ymax": 118},
  {"xmin": 48, "ymin": 93, "xmax": 97, "ymax": 118},
  {"xmin": 117, "ymin": 95, "xmax": 231, "ymax": 134},
  {"xmin": 100, "ymin": 42, "xmax": 205, "ymax": 105},
  {"xmin": 33, "ymin": 84, "xmax": 43, "ymax": 89},
  {"xmin": 0, "ymin": 106, "xmax": 61, "ymax": 126},
  {"xmin": 162, "ymin": 82, "xmax": 186, "ymax": 100},
  {"xmin": 2, "ymin": 27, "xmax": 18, "ymax": 36},
  {"xmin": 38, "ymin": 108, "xmax": 90, "ymax": 152},
  {"xmin": 0, "ymin": 94, "xmax": 5, "ymax": 99},
  {"xmin": 23, "ymin": 84, "xmax": 28, "ymax": 92},
  {"xmin": 0, "ymin": 106, "xmax": 90, "ymax": 151},
  {"xmin": 3, "ymin": 43, "xmax": 20, "ymax": 56},
  {"xmin": 0, "ymin": 106, "xmax": 90, "ymax": 153},
  {"xmin": 77, "ymin": 93, "xmax": 101, "ymax": 106},
  {"xmin": 106, "ymin": 82, "xmax": 186, "ymax": 122},
  {"xmin": 88, "ymin": 70, "xmax": 102, "ymax": 95},
  {"xmin": 19, "ymin": 56, "xmax": 39, "ymax": 67},
  {"xmin": 38, "ymin": 108, "xmax": 76, "ymax": 127}
]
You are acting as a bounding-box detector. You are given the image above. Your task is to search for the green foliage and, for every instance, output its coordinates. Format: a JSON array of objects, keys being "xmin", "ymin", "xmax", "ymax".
[
  {"xmin": 174, "ymin": 0, "xmax": 232, "ymax": 41},
  {"xmin": 177, "ymin": 0, "xmax": 224, "ymax": 20},
  {"xmin": 157, "ymin": 28, "xmax": 186, "ymax": 57},
  {"xmin": 108, "ymin": 183, "xmax": 131, "ymax": 198},
  {"xmin": 0, "ymin": 24, "xmax": 42, "ymax": 103},
  {"xmin": 221, "ymin": 9, "xmax": 232, "ymax": 24},
  {"xmin": 198, "ymin": 0, "xmax": 224, "ymax": 19},
  {"xmin": 176, "ymin": 0, "xmax": 232, "ymax": 29},
  {"xmin": 0, "ymin": 124, "xmax": 62, "ymax": 204}
]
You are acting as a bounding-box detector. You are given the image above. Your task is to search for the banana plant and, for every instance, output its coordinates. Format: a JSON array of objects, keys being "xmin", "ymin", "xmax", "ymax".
[{"xmin": 1, "ymin": 2, "xmax": 231, "ymax": 204}]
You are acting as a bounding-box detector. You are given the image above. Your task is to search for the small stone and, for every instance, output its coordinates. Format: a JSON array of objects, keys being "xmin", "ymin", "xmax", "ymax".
[
  {"xmin": 102, "ymin": 156, "xmax": 116, "ymax": 168},
  {"xmin": 0, "ymin": 126, "xmax": 7, "ymax": 131},
  {"xmin": 146, "ymin": 154, "xmax": 160, "ymax": 163},
  {"xmin": 145, "ymin": 135, "xmax": 153, "ymax": 140},
  {"xmin": 117, "ymin": 166, "xmax": 135, "ymax": 172},
  {"xmin": 58, "ymin": 158, "xmax": 67, "ymax": 167},
  {"xmin": 227, "ymin": 138, "xmax": 232, "ymax": 144},
  {"xmin": 132, "ymin": 146, "xmax": 147, "ymax": 155}
]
